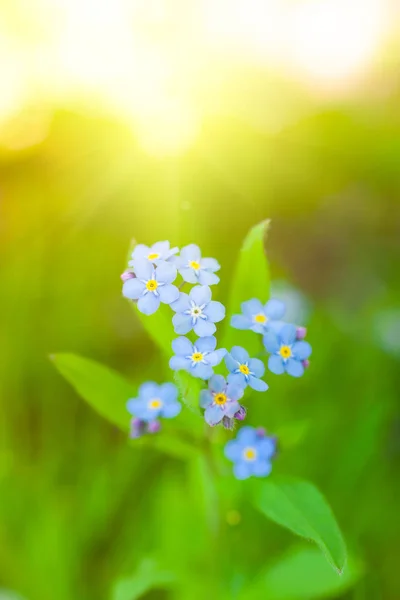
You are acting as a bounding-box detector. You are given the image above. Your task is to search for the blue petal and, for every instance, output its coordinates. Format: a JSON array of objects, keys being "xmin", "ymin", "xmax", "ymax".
[
  {"xmin": 156, "ymin": 262, "xmax": 177, "ymax": 284},
  {"xmin": 192, "ymin": 363, "xmax": 213, "ymax": 380},
  {"xmin": 230, "ymin": 346, "xmax": 249, "ymax": 363},
  {"xmin": 196, "ymin": 336, "xmax": 216, "ymax": 353},
  {"xmin": 161, "ymin": 401, "xmax": 181, "ymax": 418},
  {"xmin": 248, "ymin": 358, "xmax": 265, "ymax": 377},
  {"xmin": 226, "ymin": 382, "xmax": 244, "ymax": 402},
  {"xmin": 241, "ymin": 299, "xmax": 264, "ymax": 318},
  {"xmin": 200, "ymin": 389, "xmax": 213, "ymax": 408},
  {"xmin": 208, "ymin": 374, "xmax": 226, "ymax": 393},
  {"xmin": 131, "ymin": 244, "xmax": 149, "ymax": 261},
  {"xmin": 172, "ymin": 336, "xmax": 193, "ymax": 356},
  {"xmin": 138, "ymin": 382, "xmax": 160, "ymax": 400},
  {"xmin": 207, "ymin": 348, "xmax": 226, "ymax": 366},
  {"xmin": 230, "ymin": 314, "xmax": 252, "ymax": 330},
  {"xmin": 251, "ymin": 322, "xmax": 267, "ymax": 334},
  {"xmin": 224, "ymin": 440, "xmax": 243, "ymax": 461},
  {"xmin": 197, "ymin": 271, "xmax": 220, "ymax": 285},
  {"xmin": 225, "ymin": 400, "xmax": 241, "ymax": 418},
  {"xmin": 203, "ymin": 301, "xmax": 225, "ymax": 323},
  {"xmin": 252, "ymin": 459, "xmax": 272, "ymax": 478},
  {"xmin": 205, "ymin": 404, "xmax": 224, "ymax": 425},
  {"xmin": 134, "ymin": 260, "xmax": 153, "ymax": 280},
  {"xmin": 227, "ymin": 373, "xmax": 247, "ymax": 391},
  {"xmin": 280, "ymin": 323, "xmax": 297, "ymax": 345},
  {"xmin": 137, "ymin": 294, "xmax": 160, "ymax": 315},
  {"xmin": 159, "ymin": 383, "xmax": 178, "ymax": 403},
  {"xmin": 248, "ymin": 376, "xmax": 268, "ymax": 392},
  {"xmin": 225, "ymin": 352, "xmax": 239, "ymax": 373},
  {"xmin": 180, "ymin": 243, "xmax": 201, "ymax": 262},
  {"xmin": 122, "ymin": 278, "xmax": 145, "ymax": 300},
  {"xmin": 266, "ymin": 320, "xmax": 286, "ymax": 335},
  {"xmin": 233, "ymin": 461, "xmax": 252, "ymax": 480},
  {"xmin": 263, "ymin": 332, "xmax": 279, "ymax": 354},
  {"xmin": 126, "ymin": 398, "xmax": 143, "ymax": 415},
  {"xmin": 179, "ymin": 267, "xmax": 199, "ymax": 283},
  {"xmin": 194, "ymin": 319, "xmax": 216, "ymax": 337},
  {"xmin": 190, "ymin": 285, "xmax": 211, "ymax": 306},
  {"xmin": 170, "ymin": 292, "xmax": 190, "ymax": 313},
  {"xmin": 237, "ymin": 426, "xmax": 257, "ymax": 445},
  {"xmin": 292, "ymin": 341, "xmax": 312, "ymax": 360},
  {"xmin": 172, "ymin": 313, "xmax": 193, "ymax": 335},
  {"xmin": 257, "ymin": 438, "xmax": 276, "ymax": 459},
  {"xmin": 152, "ymin": 240, "xmax": 170, "ymax": 256},
  {"xmin": 264, "ymin": 298, "xmax": 285, "ymax": 320},
  {"xmin": 268, "ymin": 355, "xmax": 285, "ymax": 375},
  {"xmin": 159, "ymin": 283, "xmax": 179, "ymax": 304},
  {"xmin": 200, "ymin": 257, "xmax": 220, "ymax": 272},
  {"xmin": 286, "ymin": 358, "xmax": 304, "ymax": 378},
  {"xmin": 169, "ymin": 356, "xmax": 190, "ymax": 371}
]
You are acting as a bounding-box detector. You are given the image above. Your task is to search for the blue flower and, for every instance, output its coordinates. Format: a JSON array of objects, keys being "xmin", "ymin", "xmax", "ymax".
[
  {"xmin": 122, "ymin": 260, "xmax": 179, "ymax": 315},
  {"xmin": 127, "ymin": 382, "xmax": 181, "ymax": 422},
  {"xmin": 225, "ymin": 346, "xmax": 268, "ymax": 392},
  {"xmin": 200, "ymin": 375, "xmax": 244, "ymax": 426},
  {"xmin": 224, "ymin": 426, "xmax": 277, "ymax": 480},
  {"xmin": 263, "ymin": 323, "xmax": 312, "ymax": 377},
  {"xmin": 169, "ymin": 336, "xmax": 226, "ymax": 380},
  {"xmin": 170, "ymin": 285, "xmax": 225, "ymax": 337},
  {"xmin": 231, "ymin": 298, "xmax": 285, "ymax": 334},
  {"xmin": 129, "ymin": 241, "xmax": 179, "ymax": 266},
  {"xmin": 176, "ymin": 244, "xmax": 220, "ymax": 285}
]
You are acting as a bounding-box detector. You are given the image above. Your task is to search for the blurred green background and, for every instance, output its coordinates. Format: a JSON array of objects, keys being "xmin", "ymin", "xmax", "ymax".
[{"xmin": 0, "ymin": 1, "xmax": 399, "ymax": 599}]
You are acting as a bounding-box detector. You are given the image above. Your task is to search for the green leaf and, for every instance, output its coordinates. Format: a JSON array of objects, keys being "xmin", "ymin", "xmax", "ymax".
[
  {"xmin": 221, "ymin": 220, "xmax": 270, "ymax": 357},
  {"xmin": 51, "ymin": 353, "xmax": 135, "ymax": 430},
  {"xmin": 174, "ymin": 371, "xmax": 203, "ymax": 416},
  {"xmin": 112, "ymin": 558, "xmax": 175, "ymax": 600},
  {"xmin": 243, "ymin": 546, "xmax": 362, "ymax": 600},
  {"xmin": 253, "ymin": 477, "xmax": 347, "ymax": 574}
]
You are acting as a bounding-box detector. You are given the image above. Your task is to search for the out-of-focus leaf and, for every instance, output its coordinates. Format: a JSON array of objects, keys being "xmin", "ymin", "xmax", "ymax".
[
  {"xmin": 174, "ymin": 371, "xmax": 203, "ymax": 416},
  {"xmin": 112, "ymin": 558, "xmax": 176, "ymax": 600},
  {"xmin": 274, "ymin": 420, "xmax": 310, "ymax": 450},
  {"xmin": 51, "ymin": 353, "xmax": 135, "ymax": 430},
  {"xmin": 189, "ymin": 454, "xmax": 219, "ymax": 533},
  {"xmin": 253, "ymin": 477, "xmax": 347, "ymax": 573},
  {"xmin": 242, "ymin": 546, "xmax": 362, "ymax": 600},
  {"xmin": 221, "ymin": 220, "xmax": 270, "ymax": 357}
]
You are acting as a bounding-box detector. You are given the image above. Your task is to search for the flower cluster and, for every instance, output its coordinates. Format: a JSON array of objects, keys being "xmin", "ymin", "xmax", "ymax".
[{"xmin": 123, "ymin": 239, "xmax": 312, "ymax": 480}]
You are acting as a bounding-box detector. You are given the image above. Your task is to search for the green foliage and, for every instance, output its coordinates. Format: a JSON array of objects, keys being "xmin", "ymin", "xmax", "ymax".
[
  {"xmin": 112, "ymin": 559, "xmax": 176, "ymax": 600},
  {"xmin": 50, "ymin": 353, "xmax": 136, "ymax": 431},
  {"xmin": 221, "ymin": 220, "xmax": 270, "ymax": 356},
  {"xmin": 253, "ymin": 477, "xmax": 347, "ymax": 573},
  {"xmin": 243, "ymin": 546, "xmax": 362, "ymax": 600}
]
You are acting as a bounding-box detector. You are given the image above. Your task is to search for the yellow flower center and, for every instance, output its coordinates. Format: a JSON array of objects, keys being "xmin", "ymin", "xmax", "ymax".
[
  {"xmin": 214, "ymin": 393, "xmax": 227, "ymax": 405},
  {"xmin": 254, "ymin": 313, "xmax": 267, "ymax": 324},
  {"xmin": 191, "ymin": 352, "xmax": 204, "ymax": 362},
  {"xmin": 148, "ymin": 398, "xmax": 162, "ymax": 409},
  {"xmin": 189, "ymin": 260, "xmax": 201, "ymax": 270},
  {"xmin": 147, "ymin": 252, "xmax": 160, "ymax": 260},
  {"xmin": 239, "ymin": 364, "xmax": 250, "ymax": 375},
  {"xmin": 279, "ymin": 345, "xmax": 292, "ymax": 359},
  {"xmin": 243, "ymin": 447, "xmax": 257, "ymax": 461},
  {"xmin": 146, "ymin": 279, "xmax": 158, "ymax": 291}
]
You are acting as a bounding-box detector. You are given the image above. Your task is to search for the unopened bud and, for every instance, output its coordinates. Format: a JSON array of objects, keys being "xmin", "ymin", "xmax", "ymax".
[
  {"xmin": 296, "ymin": 326, "xmax": 307, "ymax": 340},
  {"xmin": 256, "ymin": 427, "xmax": 266, "ymax": 438},
  {"xmin": 222, "ymin": 416, "xmax": 235, "ymax": 430},
  {"xmin": 234, "ymin": 405, "xmax": 247, "ymax": 421},
  {"xmin": 130, "ymin": 417, "xmax": 144, "ymax": 439},
  {"xmin": 147, "ymin": 420, "xmax": 161, "ymax": 434},
  {"xmin": 121, "ymin": 270, "xmax": 135, "ymax": 282},
  {"xmin": 302, "ymin": 359, "xmax": 310, "ymax": 369}
]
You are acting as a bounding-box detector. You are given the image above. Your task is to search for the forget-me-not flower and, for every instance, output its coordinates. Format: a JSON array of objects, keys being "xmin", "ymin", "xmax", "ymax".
[
  {"xmin": 170, "ymin": 285, "xmax": 225, "ymax": 337},
  {"xmin": 231, "ymin": 298, "xmax": 285, "ymax": 334},
  {"xmin": 224, "ymin": 426, "xmax": 277, "ymax": 480},
  {"xmin": 129, "ymin": 241, "xmax": 179, "ymax": 266},
  {"xmin": 122, "ymin": 260, "xmax": 179, "ymax": 315},
  {"xmin": 176, "ymin": 244, "xmax": 220, "ymax": 285},
  {"xmin": 200, "ymin": 375, "xmax": 244, "ymax": 426},
  {"xmin": 263, "ymin": 323, "xmax": 312, "ymax": 377},
  {"xmin": 127, "ymin": 382, "xmax": 181, "ymax": 422},
  {"xmin": 169, "ymin": 336, "xmax": 226, "ymax": 380},
  {"xmin": 225, "ymin": 346, "xmax": 268, "ymax": 392}
]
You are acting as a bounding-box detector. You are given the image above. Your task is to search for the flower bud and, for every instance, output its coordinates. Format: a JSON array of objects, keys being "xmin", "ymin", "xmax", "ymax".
[
  {"xmin": 296, "ymin": 326, "xmax": 307, "ymax": 340},
  {"xmin": 222, "ymin": 416, "xmax": 235, "ymax": 430},
  {"xmin": 256, "ymin": 427, "xmax": 266, "ymax": 438},
  {"xmin": 302, "ymin": 359, "xmax": 310, "ymax": 369},
  {"xmin": 234, "ymin": 405, "xmax": 247, "ymax": 421},
  {"xmin": 147, "ymin": 420, "xmax": 161, "ymax": 434},
  {"xmin": 130, "ymin": 417, "xmax": 144, "ymax": 439},
  {"xmin": 121, "ymin": 270, "xmax": 135, "ymax": 282}
]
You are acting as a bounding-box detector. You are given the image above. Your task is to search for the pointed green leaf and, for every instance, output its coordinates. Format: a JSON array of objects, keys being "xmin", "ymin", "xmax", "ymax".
[
  {"xmin": 51, "ymin": 353, "xmax": 134, "ymax": 430},
  {"xmin": 253, "ymin": 477, "xmax": 347, "ymax": 573},
  {"xmin": 113, "ymin": 558, "xmax": 175, "ymax": 600},
  {"xmin": 243, "ymin": 546, "xmax": 362, "ymax": 600},
  {"xmin": 174, "ymin": 371, "xmax": 203, "ymax": 416},
  {"xmin": 221, "ymin": 220, "xmax": 270, "ymax": 357}
]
